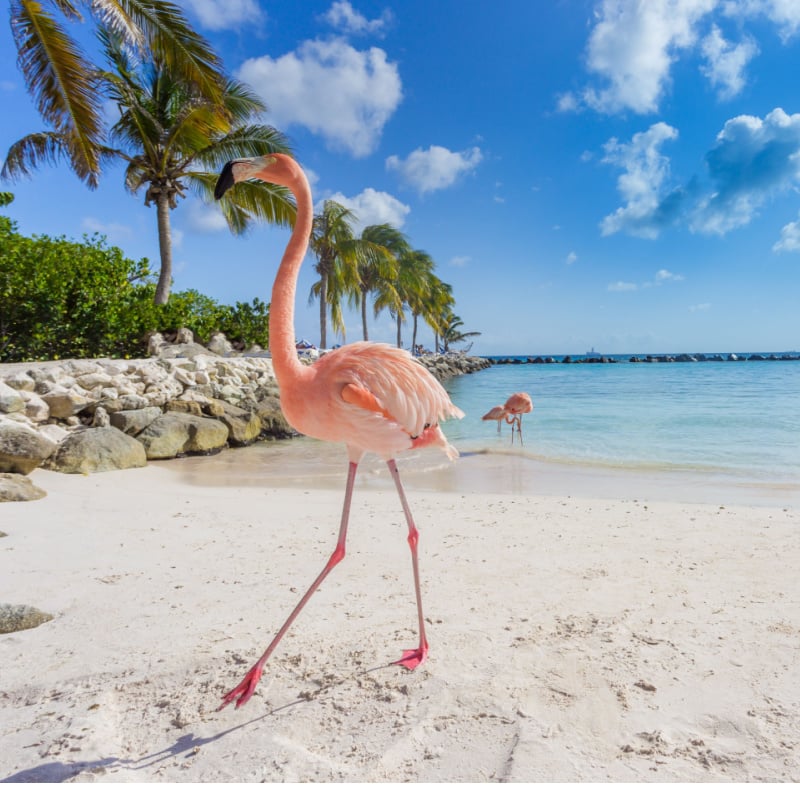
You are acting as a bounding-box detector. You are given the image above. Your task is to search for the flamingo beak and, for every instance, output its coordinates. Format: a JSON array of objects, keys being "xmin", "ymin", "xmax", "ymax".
[
  {"xmin": 214, "ymin": 161, "xmax": 237, "ymax": 199},
  {"xmin": 215, "ymin": 156, "xmax": 277, "ymax": 200}
]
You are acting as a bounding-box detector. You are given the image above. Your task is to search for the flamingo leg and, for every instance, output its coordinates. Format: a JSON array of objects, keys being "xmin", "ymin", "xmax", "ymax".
[
  {"xmin": 218, "ymin": 461, "xmax": 358, "ymax": 710},
  {"xmin": 386, "ymin": 458, "xmax": 429, "ymax": 670}
]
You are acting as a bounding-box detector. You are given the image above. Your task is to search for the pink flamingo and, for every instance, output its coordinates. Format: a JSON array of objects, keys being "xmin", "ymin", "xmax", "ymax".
[
  {"xmin": 481, "ymin": 404, "xmax": 512, "ymax": 433},
  {"xmin": 482, "ymin": 392, "xmax": 534, "ymax": 444},
  {"xmin": 213, "ymin": 154, "xmax": 464, "ymax": 710}
]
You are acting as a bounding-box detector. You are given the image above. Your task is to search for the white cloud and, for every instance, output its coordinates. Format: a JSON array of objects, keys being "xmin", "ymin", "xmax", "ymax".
[
  {"xmin": 566, "ymin": 251, "xmax": 578, "ymax": 265},
  {"xmin": 583, "ymin": 0, "xmax": 716, "ymax": 114},
  {"xmin": 700, "ymin": 25, "xmax": 758, "ymax": 99},
  {"xmin": 690, "ymin": 107, "xmax": 800, "ymax": 234},
  {"xmin": 323, "ymin": 1, "xmax": 391, "ymax": 36},
  {"xmin": 186, "ymin": 201, "xmax": 229, "ymax": 233},
  {"xmin": 655, "ymin": 268, "xmax": 684, "ymax": 281},
  {"xmin": 449, "ymin": 256, "xmax": 471, "ymax": 267},
  {"xmin": 238, "ymin": 38, "xmax": 402, "ymax": 157},
  {"xmin": 689, "ymin": 302, "xmax": 711, "ymax": 311},
  {"xmin": 181, "ymin": 0, "xmax": 263, "ymax": 31},
  {"xmin": 385, "ymin": 145, "xmax": 482, "ymax": 193},
  {"xmin": 723, "ymin": 0, "xmax": 800, "ymax": 42},
  {"xmin": 81, "ymin": 217, "xmax": 132, "ymax": 241},
  {"xmin": 600, "ymin": 122, "xmax": 680, "ymax": 238},
  {"xmin": 325, "ymin": 188, "xmax": 410, "ymax": 234},
  {"xmin": 608, "ymin": 281, "xmax": 638, "ymax": 291},
  {"xmin": 773, "ymin": 215, "xmax": 800, "ymax": 252}
]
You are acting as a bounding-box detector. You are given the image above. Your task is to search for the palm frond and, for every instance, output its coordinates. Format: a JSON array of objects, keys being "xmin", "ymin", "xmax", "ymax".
[
  {"xmin": 1, "ymin": 131, "xmax": 71, "ymax": 180},
  {"xmin": 11, "ymin": 0, "xmax": 103, "ymax": 185}
]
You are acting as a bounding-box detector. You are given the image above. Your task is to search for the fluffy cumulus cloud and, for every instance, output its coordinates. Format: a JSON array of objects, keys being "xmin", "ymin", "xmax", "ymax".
[
  {"xmin": 324, "ymin": 188, "xmax": 410, "ymax": 234},
  {"xmin": 385, "ymin": 145, "xmax": 483, "ymax": 193},
  {"xmin": 700, "ymin": 25, "xmax": 759, "ymax": 99},
  {"xmin": 238, "ymin": 39, "xmax": 402, "ymax": 157},
  {"xmin": 601, "ymin": 108, "xmax": 800, "ymax": 239},
  {"xmin": 600, "ymin": 122, "xmax": 680, "ymax": 238},
  {"xmin": 773, "ymin": 214, "xmax": 800, "ymax": 252},
  {"xmin": 323, "ymin": 1, "xmax": 392, "ymax": 36},
  {"xmin": 180, "ymin": 0, "xmax": 263, "ymax": 31},
  {"xmin": 568, "ymin": 0, "xmax": 800, "ymax": 115},
  {"xmin": 690, "ymin": 107, "xmax": 800, "ymax": 234},
  {"xmin": 582, "ymin": 0, "xmax": 716, "ymax": 114}
]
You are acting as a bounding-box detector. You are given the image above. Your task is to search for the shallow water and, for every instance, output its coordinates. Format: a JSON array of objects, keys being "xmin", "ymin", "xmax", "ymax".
[{"xmin": 162, "ymin": 356, "xmax": 800, "ymax": 508}]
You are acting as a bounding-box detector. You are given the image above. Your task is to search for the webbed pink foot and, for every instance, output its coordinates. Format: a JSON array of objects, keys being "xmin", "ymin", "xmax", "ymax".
[
  {"xmin": 393, "ymin": 643, "xmax": 428, "ymax": 670},
  {"xmin": 218, "ymin": 663, "xmax": 264, "ymax": 711}
]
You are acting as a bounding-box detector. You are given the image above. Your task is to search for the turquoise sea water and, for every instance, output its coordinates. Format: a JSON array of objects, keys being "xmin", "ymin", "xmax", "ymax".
[
  {"xmin": 166, "ymin": 353, "xmax": 800, "ymax": 507},
  {"xmin": 439, "ymin": 356, "xmax": 800, "ymax": 486}
]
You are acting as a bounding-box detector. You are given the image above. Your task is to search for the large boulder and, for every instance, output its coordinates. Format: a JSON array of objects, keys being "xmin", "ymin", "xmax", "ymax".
[
  {"xmin": 0, "ymin": 421, "xmax": 58, "ymax": 475},
  {"xmin": 0, "ymin": 473, "xmax": 47, "ymax": 502},
  {"xmin": 136, "ymin": 412, "xmax": 229, "ymax": 459},
  {"xmin": 45, "ymin": 427, "xmax": 147, "ymax": 473},
  {"xmin": 248, "ymin": 395, "xmax": 294, "ymax": 439},
  {"xmin": 109, "ymin": 407, "xmax": 163, "ymax": 436},
  {"xmin": 205, "ymin": 398, "xmax": 262, "ymax": 445}
]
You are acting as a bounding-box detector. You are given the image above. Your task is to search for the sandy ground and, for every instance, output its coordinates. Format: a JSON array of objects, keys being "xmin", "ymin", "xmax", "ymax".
[{"xmin": 1, "ymin": 460, "xmax": 798, "ymax": 783}]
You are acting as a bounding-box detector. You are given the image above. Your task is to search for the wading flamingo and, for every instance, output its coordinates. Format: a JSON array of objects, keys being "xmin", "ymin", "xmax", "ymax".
[
  {"xmin": 504, "ymin": 392, "xmax": 533, "ymax": 445},
  {"xmin": 481, "ymin": 392, "xmax": 534, "ymax": 444},
  {"xmin": 481, "ymin": 404, "xmax": 512, "ymax": 433},
  {"xmin": 213, "ymin": 154, "xmax": 464, "ymax": 710}
]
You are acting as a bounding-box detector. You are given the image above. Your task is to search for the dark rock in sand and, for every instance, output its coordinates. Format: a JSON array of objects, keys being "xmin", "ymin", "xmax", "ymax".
[
  {"xmin": 0, "ymin": 603, "xmax": 54, "ymax": 634},
  {"xmin": 0, "ymin": 472, "xmax": 47, "ymax": 502}
]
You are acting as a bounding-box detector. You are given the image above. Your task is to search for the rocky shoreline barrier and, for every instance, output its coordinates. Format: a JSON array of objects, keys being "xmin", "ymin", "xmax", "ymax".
[{"xmin": 0, "ymin": 340, "xmax": 490, "ymax": 503}]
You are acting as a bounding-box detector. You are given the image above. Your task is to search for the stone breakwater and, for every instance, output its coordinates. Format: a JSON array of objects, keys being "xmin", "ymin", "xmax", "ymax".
[{"xmin": 0, "ymin": 350, "xmax": 490, "ymax": 502}]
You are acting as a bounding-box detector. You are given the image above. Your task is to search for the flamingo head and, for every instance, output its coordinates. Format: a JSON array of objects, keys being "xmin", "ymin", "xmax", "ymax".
[{"xmin": 214, "ymin": 153, "xmax": 295, "ymax": 199}]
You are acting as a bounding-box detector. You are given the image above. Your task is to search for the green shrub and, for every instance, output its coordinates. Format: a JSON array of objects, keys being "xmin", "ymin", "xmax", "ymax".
[{"xmin": 0, "ymin": 214, "xmax": 271, "ymax": 362}]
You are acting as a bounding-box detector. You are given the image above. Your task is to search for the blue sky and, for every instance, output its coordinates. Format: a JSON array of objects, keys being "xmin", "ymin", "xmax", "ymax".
[{"xmin": 2, "ymin": 0, "xmax": 800, "ymax": 355}]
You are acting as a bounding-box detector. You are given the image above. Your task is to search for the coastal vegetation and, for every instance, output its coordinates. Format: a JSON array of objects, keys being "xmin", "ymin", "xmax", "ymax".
[{"xmin": 1, "ymin": 3, "xmax": 480, "ymax": 357}]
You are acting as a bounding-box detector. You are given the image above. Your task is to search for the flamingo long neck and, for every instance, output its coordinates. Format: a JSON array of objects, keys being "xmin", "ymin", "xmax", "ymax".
[{"xmin": 269, "ymin": 167, "xmax": 313, "ymax": 387}]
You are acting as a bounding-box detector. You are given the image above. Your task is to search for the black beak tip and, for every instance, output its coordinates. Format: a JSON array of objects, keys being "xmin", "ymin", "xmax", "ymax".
[{"xmin": 214, "ymin": 161, "xmax": 236, "ymax": 200}]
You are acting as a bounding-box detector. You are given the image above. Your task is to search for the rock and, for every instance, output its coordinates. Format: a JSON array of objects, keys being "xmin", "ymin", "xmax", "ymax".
[
  {"xmin": 136, "ymin": 412, "xmax": 229, "ymax": 459},
  {"xmin": 0, "ymin": 473, "xmax": 47, "ymax": 502},
  {"xmin": 109, "ymin": 407, "xmax": 163, "ymax": 436},
  {"xmin": 207, "ymin": 332, "xmax": 233, "ymax": 355},
  {"xmin": 41, "ymin": 387, "xmax": 92, "ymax": 419},
  {"xmin": 0, "ymin": 604, "xmax": 54, "ymax": 634},
  {"xmin": 92, "ymin": 407, "xmax": 111, "ymax": 427},
  {"xmin": 0, "ymin": 381, "xmax": 26, "ymax": 414},
  {"xmin": 45, "ymin": 427, "xmax": 147, "ymax": 473},
  {"xmin": 20, "ymin": 391, "xmax": 51, "ymax": 423},
  {"xmin": 205, "ymin": 398, "xmax": 262, "ymax": 445},
  {"xmin": 0, "ymin": 421, "xmax": 58, "ymax": 475},
  {"xmin": 175, "ymin": 327, "xmax": 194, "ymax": 344},
  {"xmin": 3, "ymin": 371, "xmax": 35, "ymax": 392},
  {"xmin": 248, "ymin": 395, "xmax": 294, "ymax": 439},
  {"xmin": 146, "ymin": 332, "xmax": 165, "ymax": 355}
]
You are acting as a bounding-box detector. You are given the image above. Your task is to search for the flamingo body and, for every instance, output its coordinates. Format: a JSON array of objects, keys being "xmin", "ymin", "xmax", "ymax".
[
  {"xmin": 213, "ymin": 153, "xmax": 463, "ymax": 710},
  {"xmin": 482, "ymin": 392, "xmax": 534, "ymax": 443}
]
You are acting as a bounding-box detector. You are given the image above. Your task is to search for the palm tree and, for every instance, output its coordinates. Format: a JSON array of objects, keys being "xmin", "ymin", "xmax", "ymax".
[
  {"xmin": 92, "ymin": 31, "xmax": 293, "ymax": 303},
  {"xmin": 309, "ymin": 201, "xmax": 358, "ymax": 348},
  {"xmin": 356, "ymin": 224, "xmax": 409, "ymax": 340},
  {"xmin": 5, "ymin": 0, "xmax": 225, "ymax": 188},
  {"xmin": 389, "ymin": 249, "xmax": 435, "ymax": 349},
  {"xmin": 441, "ymin": 312, "xmax": 481, "ymax": 353},
  {"xmin": 416, "ymin": 274, "xmax": 453, "ymax": 354}
]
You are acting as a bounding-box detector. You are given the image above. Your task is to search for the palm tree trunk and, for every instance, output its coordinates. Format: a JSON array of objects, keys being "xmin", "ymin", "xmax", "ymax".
[
  {"xmin": 412, "ymin": 314, "xmax": 418, "ymax": 352},
  {"xmin": 361, "ymin": 293, "xmax": 369, "ymax": 340},
  {"xmin": 396, "ymin": 314, "xmax": 402, "ymax": 348},
  {"xmin": 319, "ymin": 272, "xmax": 327, "ymax": 349},
  {"xmin": 154, "ymin": 194, "xmax": 173, "ymax": 305}
]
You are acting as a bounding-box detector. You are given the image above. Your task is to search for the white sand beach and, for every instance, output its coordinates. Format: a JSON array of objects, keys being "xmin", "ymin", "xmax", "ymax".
[{"xmin": 1, "ymin": 452, "xmax": 798, "ymax": 783}]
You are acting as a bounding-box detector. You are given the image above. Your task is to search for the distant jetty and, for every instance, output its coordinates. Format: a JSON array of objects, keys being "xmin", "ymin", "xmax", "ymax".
[{"xmin": 486, "ymin": 352, "xmax": 800, "ymax": 365}]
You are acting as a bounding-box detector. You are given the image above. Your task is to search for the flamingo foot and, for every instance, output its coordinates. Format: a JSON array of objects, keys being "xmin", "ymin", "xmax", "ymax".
[
  {"xmin": 217, "ymin": 662, "xmax": 264, "ymax": 711},
  {"xmin": 393, "ymin": 643, "xmax": 428, "ymax": 670}
]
